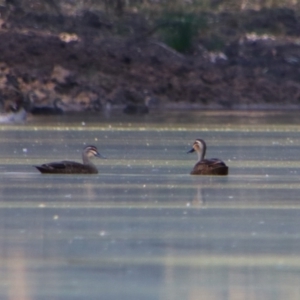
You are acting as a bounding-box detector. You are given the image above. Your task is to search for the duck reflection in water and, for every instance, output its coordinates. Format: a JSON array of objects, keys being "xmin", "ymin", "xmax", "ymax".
[
  {"xmin": 189, "ymin": 185, "xmax": 206, "ymax": 208},
  {"xmin": 188, "ymin": 139, "xmax": 228, "ymax": 175},
  {"xmin": 35, "ymin": 145, "xmax": 105, "ymax": 174}
]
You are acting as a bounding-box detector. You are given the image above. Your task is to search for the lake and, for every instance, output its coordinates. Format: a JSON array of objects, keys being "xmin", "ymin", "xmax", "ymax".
[{"xmin": 0, "ymin": 110, "xmax": 300, "ymax": 300}]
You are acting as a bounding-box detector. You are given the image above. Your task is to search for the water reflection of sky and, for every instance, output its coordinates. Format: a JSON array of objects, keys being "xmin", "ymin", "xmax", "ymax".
[{"xmin": 0, "ymin": 111, "xmax": 300, "ymax": 299}]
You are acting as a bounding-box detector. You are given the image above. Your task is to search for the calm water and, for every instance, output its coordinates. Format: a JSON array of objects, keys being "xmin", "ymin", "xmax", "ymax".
[{"xmin": 0, "ymin": 110, "xmax": 300, "ymax": 300}]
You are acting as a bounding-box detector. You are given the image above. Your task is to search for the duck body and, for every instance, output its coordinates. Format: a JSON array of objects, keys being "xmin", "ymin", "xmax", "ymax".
[
  {"xmin": 35, "ymin": 160, "xmax": 98, "ymax": 174},
  {"xmin": 35, "ymin": 145, "xmax": 105, "ymax": 174},
  {"xmin": 190, "ymin": 159, "xmax": 228, "ymax": 175},
  {"xmin": 188, "ymin": 139, "xmax": 228, "ymax": 176}
]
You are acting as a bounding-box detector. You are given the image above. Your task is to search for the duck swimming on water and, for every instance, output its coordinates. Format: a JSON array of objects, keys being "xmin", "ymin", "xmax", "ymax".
[
  {"xmin": 35, "ymin": 145, "xmax": 105, "ymax": 174},
  {"xmin": 188, "ymin": 139, "xmax": 228, "ymax": 175}
]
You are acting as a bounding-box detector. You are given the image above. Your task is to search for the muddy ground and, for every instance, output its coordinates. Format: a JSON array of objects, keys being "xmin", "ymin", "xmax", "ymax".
[{"xmin": 1, "ymin": 6, "xmax": 300, "ymax": 112}]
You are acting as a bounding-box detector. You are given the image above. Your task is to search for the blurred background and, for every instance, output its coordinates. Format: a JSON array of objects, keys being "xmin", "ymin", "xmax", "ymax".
[{"xmin": 1, "ymin": 0, "xmax": 300, "ymax": 115}]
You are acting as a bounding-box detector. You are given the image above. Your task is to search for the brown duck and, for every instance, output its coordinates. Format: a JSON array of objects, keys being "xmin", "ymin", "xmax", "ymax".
[
  {"xmin": 188, "ymin": 139, "xmax": 228, "ymax": 175},
  {"xmin": 35, "ymin": 145, "xmax": 105, "ymax": 174}
]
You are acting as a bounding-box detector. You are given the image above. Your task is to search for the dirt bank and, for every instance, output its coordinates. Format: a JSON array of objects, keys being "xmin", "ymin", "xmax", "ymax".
[{"xmin": 1, "ymin": 6, "xmax": 300, "ymax": 112}]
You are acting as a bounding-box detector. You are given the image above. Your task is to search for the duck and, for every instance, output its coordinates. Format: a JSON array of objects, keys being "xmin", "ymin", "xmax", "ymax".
[
  {"xmin": 35, "ymin": 145, "xmax": 105, "ymax": 174},
  {"xmin": 187, "ymin": 139, "xmax": 228, "ymax": 175}
]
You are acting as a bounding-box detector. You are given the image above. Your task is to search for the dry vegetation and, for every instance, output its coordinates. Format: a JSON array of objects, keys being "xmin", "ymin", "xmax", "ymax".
[{"xmin": 1, "ymin": 0, "xmax": 300, "ymax": 112}]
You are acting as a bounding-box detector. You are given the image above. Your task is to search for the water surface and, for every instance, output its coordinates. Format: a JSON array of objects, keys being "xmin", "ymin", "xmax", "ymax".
[{"xmin": 0, "ymin": 110, "xmax": 300, "ymax": 299}]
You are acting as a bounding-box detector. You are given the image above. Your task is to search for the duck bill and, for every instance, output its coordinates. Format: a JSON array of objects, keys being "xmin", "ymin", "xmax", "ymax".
[
  {"xmin": 96, "ymin": 152, "xmax": 107, "ymax": 159},
  {"xmin": 187, "ymin": 148, "xmax": 195, "ymax": 154}
]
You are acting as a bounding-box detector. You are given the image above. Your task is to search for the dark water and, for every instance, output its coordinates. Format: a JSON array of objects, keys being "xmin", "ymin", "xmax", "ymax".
[{"xmin": 0, "ymin": 110, "xmax": 300, "ymax": 299}]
